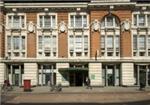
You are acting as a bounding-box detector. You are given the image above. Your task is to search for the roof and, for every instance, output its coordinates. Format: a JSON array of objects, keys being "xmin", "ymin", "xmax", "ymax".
[
  {"xmin": 4, "ymin": 0, "xmax": 91, "ymax": 3},
  {"xmin": 131, "ymin": 0, "xmax": 150, "ymax": 2}
]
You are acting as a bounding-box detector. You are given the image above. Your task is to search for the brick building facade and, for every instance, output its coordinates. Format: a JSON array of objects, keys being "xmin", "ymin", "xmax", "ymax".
[{"xmin": 0, "ymin": 0, "xmax": 150, "ymax": 87}]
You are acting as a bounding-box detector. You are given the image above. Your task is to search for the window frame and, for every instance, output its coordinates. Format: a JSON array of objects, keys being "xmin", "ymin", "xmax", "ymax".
[
  {"xmin": 68, "ymin": 12, "xmax": 89, "ymax": 29},
  {"xmin": 6, "ymin": 13, "xmax": 26, "ymax": 29},
  {"xmin": 37, "ymin": 13, "xmax": 57, "ymax": 29}
]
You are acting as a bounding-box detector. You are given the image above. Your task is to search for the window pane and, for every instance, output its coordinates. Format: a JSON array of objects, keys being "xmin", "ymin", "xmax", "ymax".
[
  {"xmin": 44, "ymin": 15, "xmax": 51, "ymax": 28},
  {"xmin": 75, "ymin": 36, "xmax": 82, "ymax": 52},
  {"xmin": 84, "ymin": 36, "xmax": 88, "ymax": 51},
  {"xmin": 13, "ymin": 36, "xmax": 20, "ymax": 50},
  {"xmin": 70, "ymin": 16, "xmax": 74, "ymax": 27},
  {"xmin": 83, "ymin": 15, "xmax": 87, "ymax": 27},
  {"xmin": 148, "ymin": 36, "xmax": 150, "ymax": 49},
  {"xmin": 39, "ymin": 16, "xmax": 43, "ymax": 27},
  {"xmin": 44, "ymin": 36, "xmax": 51, "ymax": 49},
  {"xmin": 22, "ymin": 36, "xmax": 25, "ymax": 50},
  {"xmin": 75, "ymin": 15, "xmax": 82, "ymax": 27},
  {"xmin": 52, "ymin": 36, "xmax": 56, "ymax": 46},
  {"xmin": 52, "ymin": 16, "xmax": 56, "ymax": 27},
  {"xmin": 7, "ymin": 36, "xmax": 11, "ymax": 50},
  {"xmin": 115, "ymin": 17, "xmax": 119, "ymax": 27},
  {"xmin": 107, "ymin": 36, "xmax": 113, "ymax": 48},
  {"xmin": 101, "ymin": 36, "xmax": 105, "ymax": 49},
  {"xmin": 13, "ymin": 15, "xmax": 20, "ymax": 28},
  {"xmin": 148, "ymin": 15, "xmax": 150, "ymax": 26},
  {"xmin": 133, "ymin": 35, "xmax": 137, "ymax": 50},
  {"xmin": 8, "ymin": 16, "xmax": 12, "ymax": 27},
  {"xmin": 139, "ymin": 15, "xmax": 145, "ymax": 26},
  {"xmin": 21, "ymin": 16, "xmax": 25, "ymax": 28},
  {"xmin": 139, "ymin": 35, "xmax": 146, "ymax": 50},
  {"xmin": 38, "ymin": 36, "xmax": 42, "ymax": 50},
  {"xmin": 107, "ymin": 16, "xmax": 113, "ymax": 27},
  {"xmin": 134, "ymin": 15, "xmax": 137, "ymax": 26},
  {"xmin": 115, "ymin": 36, "xmax": 119, "ymax": 48},
  {"xmin": 69, "ymin": 35, "xmax": 74, "ymax": 52}
]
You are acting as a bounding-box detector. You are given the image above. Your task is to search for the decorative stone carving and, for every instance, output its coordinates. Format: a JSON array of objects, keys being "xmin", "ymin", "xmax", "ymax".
[
  {"xmin": 91, "ymin": 19, "xmax": 100, "ymax": 32},
  {"xmin": 121, "ymin": 19, "xmax": 131, "ymax": 32},
  {"xmin": 59, "ymin": 21, "xmax": 66, "ymax": 33},
  {"xmin": 27, "ymin": 21, "xmax": 35, "ymax": 33}
]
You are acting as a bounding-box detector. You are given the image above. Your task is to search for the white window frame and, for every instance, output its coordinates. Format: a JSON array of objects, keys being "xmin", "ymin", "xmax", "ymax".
[
  {"xmin": 37, "ymin": 33, "xmax": 58, "ymax": 58},
  {"xmin": 37, "ymin": 13, "xmax": 57, "ymax": 29},
  {"xmin": 68, "ymin": 34, "xmax": 89, "ymax": 58},
  {"xmin": 132, "ymin": 12, "xmax": 150, "ymax": 28},
  {"xmin": 68, "ymin": 12, "xmax": 89, "ymax": 29},
  {"xmin": 101, "ymin": 16, "xmax": 119, "ymax": 29},
  {"xmin": 132, "ymin": 34, "xmax": 150, "ymax": 57},
  {"xmin": 6, "ymin": 34, "xmax": 27, "ymax": 58},
  {"xmin": 6, "ymin": 13, "xmax": 26, "ymax": 29}
]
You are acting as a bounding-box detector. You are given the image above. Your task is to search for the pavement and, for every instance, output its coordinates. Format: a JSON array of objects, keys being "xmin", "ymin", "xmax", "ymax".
[{"xmin": 1, "ymin": 86, "xmax": 150, "ymax": 104}]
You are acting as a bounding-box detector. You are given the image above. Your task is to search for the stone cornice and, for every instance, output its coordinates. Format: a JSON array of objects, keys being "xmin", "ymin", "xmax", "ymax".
[{"xmin": 4, "ymin": 3, "xmax": 88, "ymax": 8}]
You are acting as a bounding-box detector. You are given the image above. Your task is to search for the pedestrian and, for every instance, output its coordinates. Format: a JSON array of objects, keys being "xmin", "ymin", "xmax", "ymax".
[{"xmin": 86, "ymin": 77, "xmax": 92, "ymax": 89}]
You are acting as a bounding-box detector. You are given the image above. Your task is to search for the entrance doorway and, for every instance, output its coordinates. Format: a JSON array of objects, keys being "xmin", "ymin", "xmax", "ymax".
[
  {"xmin": 38, "ymin": 64, "xmax": 56, "ymax": 86},
  {"xmin": 102, "ymin": 64, "xmax": 120, "ymax": 86},
  {"xmin": 7, "ymin": 64, "xmax": 24, "ymax": 86},
  {"xmin": 69, "ymin": 71, "xmax": 87, "ymax": 86},
  {"xmin": 134, "ymin": 65, "xmax": 150, "ymax": 86}
]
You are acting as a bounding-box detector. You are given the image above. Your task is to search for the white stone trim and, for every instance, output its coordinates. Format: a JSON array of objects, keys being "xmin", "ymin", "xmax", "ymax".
[
  {"xmin": 56, "ymin": 63, "xmax": 69, "ymax": 86},
  {"xmin": 24, "ymin": 63, "xmax": 38, "ymax": 86},
  {"xmin": 89, "ymin": 63, "xmax": 102, "ymax": 86},
  {"xmin": 0, "ymin": 63, "xmax": 5, "ymax": 85},
  {"xmin": 121, "ymin": 63, "xmax": 135, "ymax": 86}
]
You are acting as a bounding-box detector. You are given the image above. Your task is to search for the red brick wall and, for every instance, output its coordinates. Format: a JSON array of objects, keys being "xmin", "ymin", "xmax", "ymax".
[
  {"xmin": 26, "ymin": 13, "xmax": 37, "ymax": 58},
  {"xmin": 0, "ymin": 12, "xmax": 5, "ymax": 58},
  {"xmin": 58, "ymin": 12, "xmax": 68, "ymax": 58},
  {"xmin": 90, "ymin": 10, "xmax": 132, "ymax": 57}
]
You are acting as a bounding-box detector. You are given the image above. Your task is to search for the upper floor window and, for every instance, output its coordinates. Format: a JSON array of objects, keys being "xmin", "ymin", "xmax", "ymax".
[
  {"xmin": 133, "ymin": 14, "xmax": 150, "ymax": 27},
  {"xmin": 7, "ymin": 15, "xmax": 25, "ymax": 29},
  {"xmin": 7, "ymin": 35, "xmax": 26, "ymax": 57},
  {"xmin": 101, "ymin": 15, "xmax": 119, "ymax": 28},
  {"xmin": 101, "ymin": 35, "xmax": 120, "ymax": 57},
  {"xmin": 38, "ymin": 35, "xmax": 57, "ymax": 57},
  {"xmin": 69, "ymin": 14, "xmax": 88, "ymax": 28},
  {"xmin": 69, "ymin": 35, "xmax": 88, "ymax": 57},
  {"xmin": 133, "ymin": 35, "xmax": 150, "ymax": 56},
  {"xmin": 100, "ymin": 15, "xmax": 120, "ymax": 57},
  {"xmin": 39, "ymin": 14, "xmax": 56, "ymax": 28}
]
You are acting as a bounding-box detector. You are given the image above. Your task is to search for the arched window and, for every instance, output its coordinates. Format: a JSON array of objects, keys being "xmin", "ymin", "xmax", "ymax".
[
  {"xmin": 100, "ymin": 15, "xmax": 120, "ymax": 57},
  {"xmin": 101, "ymin": 15, "xmax": 120, "ymax": 28}
]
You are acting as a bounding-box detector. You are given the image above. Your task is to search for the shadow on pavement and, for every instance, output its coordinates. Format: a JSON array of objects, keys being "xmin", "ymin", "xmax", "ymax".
[{"xmin": 4, "ymin": 100, "xmax": 150, "ymax": 105}]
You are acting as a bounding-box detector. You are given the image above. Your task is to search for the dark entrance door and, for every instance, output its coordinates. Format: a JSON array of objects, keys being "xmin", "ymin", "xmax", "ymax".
[
  {"xmin": 14, "ymin": 74, "xmax": 19, "ymax": 86},
  {"xmin": 139, "ymin": 70, "xmax": 146, "ymax": 87},
  {"xmin": 69, "ymin": 71, "xmax": 88, "ymax": 86}
]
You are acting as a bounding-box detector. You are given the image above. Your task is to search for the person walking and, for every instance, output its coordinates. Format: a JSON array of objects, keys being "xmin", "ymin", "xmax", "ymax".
[{"xmin": 86, "ymin": 77, "xmax": 92, "ymax": 89}]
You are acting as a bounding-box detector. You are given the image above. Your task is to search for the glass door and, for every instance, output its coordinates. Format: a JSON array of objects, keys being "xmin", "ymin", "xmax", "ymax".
[{"xmin": 102, "ymin": 64, "xmax": 120, "ymax": 86}]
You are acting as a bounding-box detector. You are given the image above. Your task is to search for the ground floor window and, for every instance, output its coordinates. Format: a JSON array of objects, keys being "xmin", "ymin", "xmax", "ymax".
[
  {"xmin": 134, "ymin": 65, "xmax": 150, "ymax": 86},
  {"xmin": 38, "ymin": 64, "xmax": 56, "ymax": 86},
  {"xmin": 102, "ymin": 64, "xmax": 121, "ymax": 86},
  {"xmin": 6, "ymin": 64, "xmax": 24, "ymax": 86}
]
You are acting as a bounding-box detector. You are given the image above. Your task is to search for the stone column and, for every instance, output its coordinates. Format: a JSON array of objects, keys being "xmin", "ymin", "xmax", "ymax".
[
  {"xmin": 0, "ymin": 63, "xmax": 5, "ymax": 85},
  {"xmin": 89, "ymin": 63, "xmax": 102, "ymax": 86},
  {"xmin": 56, "ymin": 63, "xmax": 69, "ymax": 86},
  {"xmin": 24, "ymin": 63, "xmax": 37, "ymax": 86},
  {"xmin": 121, "ymin": 63, "xmax": 135, "ymax": 86}
]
